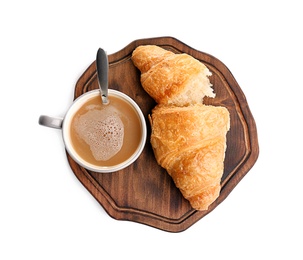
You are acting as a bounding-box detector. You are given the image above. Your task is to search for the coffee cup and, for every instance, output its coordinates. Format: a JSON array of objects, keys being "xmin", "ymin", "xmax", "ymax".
[{"xmin": 39, "ymin": 89, "xmax": 147, "ymax": 173}]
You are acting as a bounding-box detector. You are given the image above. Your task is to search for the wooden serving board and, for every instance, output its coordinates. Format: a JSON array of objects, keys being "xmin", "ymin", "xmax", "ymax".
[{"xmin": 67, "ymin": 37, "xmax": 259, "ymax": 232}]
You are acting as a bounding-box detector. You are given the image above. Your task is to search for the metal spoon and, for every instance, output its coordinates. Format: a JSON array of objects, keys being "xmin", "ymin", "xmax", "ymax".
[{"xmin": 96, "ymin": 48, "xmax": 109, "ymax": 104}]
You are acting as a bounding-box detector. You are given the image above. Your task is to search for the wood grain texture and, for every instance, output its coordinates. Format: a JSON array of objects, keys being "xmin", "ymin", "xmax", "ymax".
[{"xmin": 67, "ymin": 36, "xmax": 259, "ymax": 232}]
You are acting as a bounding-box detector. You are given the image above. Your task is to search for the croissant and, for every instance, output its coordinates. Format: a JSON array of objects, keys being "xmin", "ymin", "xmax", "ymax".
[
  {"xmin": 132, "ymin": 45, "xmax": 215, "ymax": 106},
  {"xmin": 149, "ymin": 104, "xmax": 230, "ymax": 210},
  {"xmin": 132, "ymin": 45, "xmax": 230, "ymax": 210}
]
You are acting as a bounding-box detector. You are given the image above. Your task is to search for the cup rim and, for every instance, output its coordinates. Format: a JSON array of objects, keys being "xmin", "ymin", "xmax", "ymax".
[{"xmin": 62, "ymin": 89, "xmax": 147, "ymax": 173}]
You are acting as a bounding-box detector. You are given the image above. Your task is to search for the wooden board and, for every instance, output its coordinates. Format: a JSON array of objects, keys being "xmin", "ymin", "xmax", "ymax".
[{"xmin": 67, "ymin": 36, "xmax": 259, "ymax": 232}]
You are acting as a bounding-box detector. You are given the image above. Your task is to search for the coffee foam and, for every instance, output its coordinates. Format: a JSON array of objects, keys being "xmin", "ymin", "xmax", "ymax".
[{"xmin": 74, "ymin": 106, "xmax": 124, "ymax": 161}]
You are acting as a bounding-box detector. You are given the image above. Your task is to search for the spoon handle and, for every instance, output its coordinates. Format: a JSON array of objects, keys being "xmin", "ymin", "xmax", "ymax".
[{"xmin": 96, "ymin": 48, "xmax": 109, "ymax": 104}]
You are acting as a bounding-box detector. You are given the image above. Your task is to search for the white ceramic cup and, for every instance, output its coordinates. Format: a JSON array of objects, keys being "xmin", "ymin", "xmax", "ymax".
[{"xmin": 39, "ymin": 89, "xmax": 147, "ymax": 173}]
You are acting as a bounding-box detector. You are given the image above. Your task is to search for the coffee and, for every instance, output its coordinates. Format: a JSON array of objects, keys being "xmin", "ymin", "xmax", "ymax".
[
  {"xmin": 70, "ymin": 95, "xmax": 143, "ymax": 167},
  {"xmin": 39, "ymin": 89, "xmax": 146, "ymax": 172}
]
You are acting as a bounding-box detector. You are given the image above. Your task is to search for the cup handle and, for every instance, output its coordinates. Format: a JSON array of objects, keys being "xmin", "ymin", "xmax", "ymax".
[{"xmin": 39, "ymin": 115, "xmax": 63, "ymax": 129}]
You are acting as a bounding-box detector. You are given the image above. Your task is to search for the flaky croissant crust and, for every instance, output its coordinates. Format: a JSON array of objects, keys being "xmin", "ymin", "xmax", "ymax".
[
  {"xmin": 132, "ymin": 45, "xmax": 214, "ymax": 106},
  {"xmin": 149, "ymin": 104, "xmax": 230, "ymax": 210}
]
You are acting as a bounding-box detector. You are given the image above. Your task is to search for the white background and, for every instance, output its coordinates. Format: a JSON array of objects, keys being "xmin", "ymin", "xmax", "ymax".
[{"xmin": 1, "ymin": 0, "xmax": 302, "ymax": 259}]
